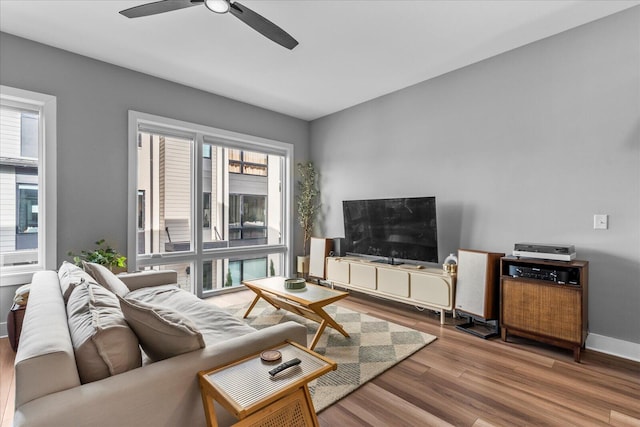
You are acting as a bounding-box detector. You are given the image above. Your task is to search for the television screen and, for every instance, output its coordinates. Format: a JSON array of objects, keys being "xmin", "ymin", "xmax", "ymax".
[{"xmin": 342, "ymin": 197, "xmax": 438, "ymax": 263}]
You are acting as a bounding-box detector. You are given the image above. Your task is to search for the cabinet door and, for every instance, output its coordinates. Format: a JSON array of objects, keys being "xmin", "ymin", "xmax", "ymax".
[
  {"xmin": 410, "ymin": 273, "xmax": 451, "ymax": 308},
  {"xmin": 378, "ymin": 268, "xmax": 409, "ymax": 297},
  {"xmin": 326, "ymin": 258, "xmax": 349, "ymax": 284},
  {"xmin": 350, "ymin": 263, "xmax": 377, "ymax": 290},
  {"xmin": 502, "ymin": 278, "xmax": 582, "ymax": 343}
]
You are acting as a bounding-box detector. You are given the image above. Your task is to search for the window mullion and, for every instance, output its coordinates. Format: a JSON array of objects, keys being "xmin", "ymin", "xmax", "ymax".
[{"xmin": 193, "ymin": 133, "xmax": 204, "ymax": 294}]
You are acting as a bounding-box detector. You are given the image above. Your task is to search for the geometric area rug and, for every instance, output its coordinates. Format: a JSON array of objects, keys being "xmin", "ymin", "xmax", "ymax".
[{"xmin": 229, "ymin": 300, "xmax": 437, "ymax": 412}]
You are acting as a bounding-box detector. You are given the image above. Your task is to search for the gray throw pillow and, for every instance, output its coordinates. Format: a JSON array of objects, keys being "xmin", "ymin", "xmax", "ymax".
[
  {"xmin": 58, "ymin": 261, "xmax": 95, "ymax": 303},
  {"xmin": 118, "ymin": 296, "xmax": 205, "ymax": 362},
  {"xmin": 83, "ymin": 261, "xmax": 130, "ymax": 298},
  {"xmin": 67, "ymin": 282, "xmax": 142, "ymax": 384}
]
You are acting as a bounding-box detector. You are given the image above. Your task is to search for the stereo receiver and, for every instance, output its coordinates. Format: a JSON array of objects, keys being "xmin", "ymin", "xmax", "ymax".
[{"xmin": 508, "ymin": 265, "xmax": 579, "ymax": 285}]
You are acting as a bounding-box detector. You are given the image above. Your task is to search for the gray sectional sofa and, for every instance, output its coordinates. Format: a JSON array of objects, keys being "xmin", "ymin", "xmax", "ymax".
[{"xmin": 13, "ymin": 263, "xmax": 307, "ymax": 427}]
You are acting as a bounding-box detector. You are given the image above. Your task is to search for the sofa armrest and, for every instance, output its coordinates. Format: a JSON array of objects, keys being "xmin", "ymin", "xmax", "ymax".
[
  {"xmin": 119, "ymin": 270, "xmax": 178, "ymax": 291},
  {"xmin": 13, "ymin": 321, "xmax": 307, "ymax": 427},
  {"xmin": 15, "ymin": 271, "xmax": 81, "ymax": 407}
]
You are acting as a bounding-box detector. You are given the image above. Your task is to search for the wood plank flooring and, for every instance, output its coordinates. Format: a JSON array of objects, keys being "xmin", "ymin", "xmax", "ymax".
[{"xmin": 1, "ymin": 289, "xmax": 638, "ymax": 427}]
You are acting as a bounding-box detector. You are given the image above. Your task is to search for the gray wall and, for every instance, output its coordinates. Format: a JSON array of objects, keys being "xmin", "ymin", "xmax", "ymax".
[
  {"xmin": 0, "ymin": 33, "xmax": 309, "ymax": 334},
  {"xmin": 310, "ymin": 8, "xmax": 640, "ymax": 345}
]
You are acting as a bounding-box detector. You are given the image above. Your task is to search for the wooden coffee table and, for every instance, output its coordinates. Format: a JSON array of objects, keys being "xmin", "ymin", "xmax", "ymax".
[{"xmin": 242, "ymin": 277, "xmax": 350, "ymax": 350}]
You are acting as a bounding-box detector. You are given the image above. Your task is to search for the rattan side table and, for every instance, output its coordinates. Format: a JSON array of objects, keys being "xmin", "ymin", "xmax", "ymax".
[{"xmin": 198, "ymin": 341, "xmax": 336, "ymax": 427}]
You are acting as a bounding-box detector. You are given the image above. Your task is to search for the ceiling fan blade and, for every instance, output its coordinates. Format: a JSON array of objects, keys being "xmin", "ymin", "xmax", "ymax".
[
  {"xmin": 229, "ymin": 2, "xmax": 298, "ymax": 50},
  {"xmin": 120, "ymin": 0, "xmax": 200, "ymax": 19}
]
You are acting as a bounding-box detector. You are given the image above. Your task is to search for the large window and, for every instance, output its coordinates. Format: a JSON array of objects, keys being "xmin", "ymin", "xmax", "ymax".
[
  {"xmin": 0, "ymin": 86, "xmax": 57, "ymax": 286},
  {"xmin": 128, "ymin": 111, "xmax": 292, "ymax": 297}
]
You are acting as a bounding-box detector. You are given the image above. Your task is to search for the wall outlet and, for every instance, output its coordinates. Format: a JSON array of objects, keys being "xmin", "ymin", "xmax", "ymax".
[{"xmin": 593, "ymin": 214, "xmax": 608, "ymax": 230}]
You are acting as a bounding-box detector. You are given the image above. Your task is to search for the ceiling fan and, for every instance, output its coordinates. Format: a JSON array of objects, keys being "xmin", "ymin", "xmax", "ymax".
[{"xmin": 119, "ymin": 0, "xmax": 298, "ymax": 50}]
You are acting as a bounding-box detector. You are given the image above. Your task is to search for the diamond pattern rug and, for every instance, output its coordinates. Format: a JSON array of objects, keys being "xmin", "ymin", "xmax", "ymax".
[{"xmin": 229, "ymin": 301, "xmax": 436, "ymax": 412}]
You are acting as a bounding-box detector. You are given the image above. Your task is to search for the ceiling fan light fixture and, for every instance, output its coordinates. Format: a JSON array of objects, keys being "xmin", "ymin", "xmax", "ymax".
[{"xmin": 204, "ymin": 0, "xmax": 230, "ymax": 14}]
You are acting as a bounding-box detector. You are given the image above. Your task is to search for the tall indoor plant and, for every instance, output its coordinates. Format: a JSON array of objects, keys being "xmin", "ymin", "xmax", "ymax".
[{"xmin": 296, "ymin": 161, "xmax": 320, "ymax": 275}]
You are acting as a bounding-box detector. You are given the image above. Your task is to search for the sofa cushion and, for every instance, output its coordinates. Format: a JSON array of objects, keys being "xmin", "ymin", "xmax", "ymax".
[
  {"xmin": 126, "ymin": 285, "xmax": 256, "ymax": 345},
  {"xmin": 119, "ymin": 296, "xmax": 205, "ymax": 362},
  {"xmin": 83, "ymin": 261, "xmax": 130, "ymax": 298},
  {"xmin": 119, "ymin": 270, "xmax": 178, "ymax": 291},
  {"xmin": 67, "ymin": 282, "xmax": 142, "ymax": 384},
  {"xmin": 58, "ymin": 261, "xmax": 95, "ymax": 303}
]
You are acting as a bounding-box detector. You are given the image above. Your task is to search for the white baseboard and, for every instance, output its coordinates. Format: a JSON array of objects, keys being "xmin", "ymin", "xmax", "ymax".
[{"xmin": 586, "ymin": 333, "xmax": 640, "ymax": 362}]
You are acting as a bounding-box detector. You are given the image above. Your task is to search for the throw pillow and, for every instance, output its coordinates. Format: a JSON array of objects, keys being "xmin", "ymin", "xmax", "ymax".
[
  {"xmin": 118, "ymin": 296, "xmax": 205, "ymax": 362},
  {"xmin": 83, "ymin": 261, "xmax": 130, "ymax": 298},
  {"xmin": 58, "ymin": 261, "xmax": 95, "ymax": 303},
  {"xmin": 67, "ymin": 282, "xmax": 142, "ymax": 384}
]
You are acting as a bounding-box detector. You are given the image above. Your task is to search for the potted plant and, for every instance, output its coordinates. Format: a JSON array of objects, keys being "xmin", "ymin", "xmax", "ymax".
[
  {"xmin": 68, "ymin": 239, "xmax": 127, "ymax": 273},
  {"xmin": 296, "ymin": 161, "xmax": 320, "ymax": 276}
]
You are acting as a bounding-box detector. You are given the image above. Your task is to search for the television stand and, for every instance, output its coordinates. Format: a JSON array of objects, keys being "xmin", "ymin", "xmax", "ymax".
[
  {"xmin": 326, "ymin": 256, "xmax": 455, "ymax": 324},
  {"xmin": 371, "ymin": 258, "xmax": 404, "ymax": 266}
]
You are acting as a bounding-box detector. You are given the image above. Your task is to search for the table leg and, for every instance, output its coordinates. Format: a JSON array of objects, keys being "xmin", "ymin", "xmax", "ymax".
[
  {"xmin": 302, "ymin": 384, "xmax": 320, "ymax": 427},
  {"xmin": 309, "ymin": 307, "xmax": 350, "ymax": 350},
  {"xmin": 244, "ymin": 290, "xmax": 283, "ymax": 318},
  {"xmin": 309, "ymin": 321, "xmax": 328, "ymax": 350},
  {"xmin": 243, "ymin": 292, "xmax": 262, "ymax": 318},
  {"xmin": 200, "ymin": 390, "xmax": 219, "ymax": 427}
]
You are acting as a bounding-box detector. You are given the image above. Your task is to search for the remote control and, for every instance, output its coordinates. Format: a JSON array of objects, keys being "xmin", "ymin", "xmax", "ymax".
[{"xmin": 268, "ymin": 358, "xmax": 301, "ymax": 376}]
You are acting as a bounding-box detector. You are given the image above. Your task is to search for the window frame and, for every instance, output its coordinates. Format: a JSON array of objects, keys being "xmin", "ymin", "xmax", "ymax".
[
  {"xmin": 1, "ymin": 85, "xmax": 57, "ymax": 286},
  {"xmin": 127, "ymin": 110, "xmax": 293, "ymax": 297}
]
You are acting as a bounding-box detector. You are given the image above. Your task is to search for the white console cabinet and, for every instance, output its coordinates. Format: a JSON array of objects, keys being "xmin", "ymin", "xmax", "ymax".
[{"xmin": 326, "ymin": 257, "xmax": 456, "ymax": 324}]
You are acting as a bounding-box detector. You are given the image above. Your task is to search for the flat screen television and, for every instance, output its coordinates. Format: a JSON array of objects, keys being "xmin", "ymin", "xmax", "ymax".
[{"xmin": 342, "ymin": 196, "xmax": 438, "ymax": 264}]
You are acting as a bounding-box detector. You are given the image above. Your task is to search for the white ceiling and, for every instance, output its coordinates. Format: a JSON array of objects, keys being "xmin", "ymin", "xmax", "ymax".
[{"xmin": 1, "ymin": 1, "xmax": 638, "ymax": 121}]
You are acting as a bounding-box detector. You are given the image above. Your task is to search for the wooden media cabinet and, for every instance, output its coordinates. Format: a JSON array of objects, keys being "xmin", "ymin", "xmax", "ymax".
[{"xmin": 500, "ymin": 256, "xmax": 589, "ymax": 362}]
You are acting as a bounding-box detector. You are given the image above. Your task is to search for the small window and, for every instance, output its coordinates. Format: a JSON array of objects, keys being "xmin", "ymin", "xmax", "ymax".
[
  {"xmin": 20, "ymin": 112, "xmax": 38, "ymax": 158},
  {"xmin": 16, "ymin": 183, "xmax": 38, "ymax": 234},
  {"xmin": 227, "ymin": 258, "xmax": 267, "ymax": 286},
  {"xmin": 137, "ymin": 190, "xmax": 145, "ymax": 230},
  {"xmin": 228, "ymin": 194, "xmax": 267, "ymax": 242},
  {"xmin": 228, "ymin": 149, "xmax": 268, "ymax": 176},
  {"xmin": 203, "ymin": 192, "xmax": 211, "ymax": 229}
]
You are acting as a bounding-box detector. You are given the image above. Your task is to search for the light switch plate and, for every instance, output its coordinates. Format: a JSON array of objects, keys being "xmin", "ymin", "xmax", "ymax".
[{"xmin": 594, "ymin": 214, "xmax": 608, "ymax": 230}]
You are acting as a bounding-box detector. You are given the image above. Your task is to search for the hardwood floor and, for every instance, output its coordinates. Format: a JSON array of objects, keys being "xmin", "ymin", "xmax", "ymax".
[
  {"xmin": 2, "ymin": 289, "xmax": 638, "ymax": 427},
  {"xmin": 0, "ymin": 335, "xmax": 15, "ymax": 427}
]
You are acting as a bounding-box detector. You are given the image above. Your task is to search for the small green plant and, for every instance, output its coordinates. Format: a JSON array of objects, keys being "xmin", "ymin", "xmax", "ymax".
[
  {"xmin": 67, "ymin": 239, "xmax": 127, "ymax": 270},
  {"xmin": 297, "ymin": 162, "xmax": 320, "ymax": 256},
  {"xmin": 269, "ymin": 259, "xmax": 276, "ymax": 276}
]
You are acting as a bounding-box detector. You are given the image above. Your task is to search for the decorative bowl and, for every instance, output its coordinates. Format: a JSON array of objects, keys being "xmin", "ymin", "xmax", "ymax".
[{"xmin": 284, "ymin": 278, "xmax": 306, "ymax": 290}]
